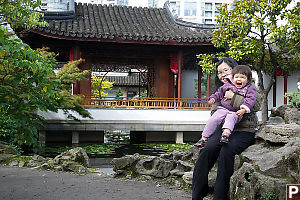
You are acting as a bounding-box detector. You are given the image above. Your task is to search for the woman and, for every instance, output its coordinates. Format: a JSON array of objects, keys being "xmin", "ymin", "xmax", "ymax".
[{"xmin": 192, "ymin": 57, "xmax": 260, "ymax": 200}]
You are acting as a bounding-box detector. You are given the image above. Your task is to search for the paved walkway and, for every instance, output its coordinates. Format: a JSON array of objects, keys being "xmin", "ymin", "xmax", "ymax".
[{"xmin": 0, "ymin": 166, "xmax": 192, "ymax": 200}]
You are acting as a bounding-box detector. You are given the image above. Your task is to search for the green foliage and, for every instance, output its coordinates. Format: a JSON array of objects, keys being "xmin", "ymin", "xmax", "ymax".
[
  {"xmin": 44, "ymin": 144, "xmax": 122, "ymax": 155},
  {"xmin": 0, "ymin": 0, "xmax": 47, "ymax": 30},
  {"xmin": 285, "ymin": 91, "xmax": 300, "ymax": 108},
  {"xmin": 0, "ymin": 1, "xmax": 91, "ymax": 151},
  {"xmin": 261, "ymin": 192, "xmax": 279, "ymax": 200},
  {"xmin": 0, "ymin": 108, "xmax": 17, "ymax": 144},
  {"xmin": 140, "ymin": 143, "xmax": 193, "ymax": 152},
  {"xmin": 196, "ymin": 54, "xmax": 215, "ymax": 74},
  {"xmin": 91, "ymin": 76, "xmax": 113, "ymax": 98},
  {"xmin": 198, "ymin": 0, "xmax": 299, "ymax": 73},
  {"xmin": 115, "ymin": 87, "xmax": 123, "ymax": 97}
]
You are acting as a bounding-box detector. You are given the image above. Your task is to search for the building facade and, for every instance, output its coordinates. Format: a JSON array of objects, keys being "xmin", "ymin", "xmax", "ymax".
[{"xmin": 168, "ymin": 0, "xmax": 235, "ymax": 24}]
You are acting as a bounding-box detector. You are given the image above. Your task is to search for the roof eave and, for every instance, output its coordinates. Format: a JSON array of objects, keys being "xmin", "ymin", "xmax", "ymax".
[{"xmin": 30, "ymin": 30, "xmax": 212, "ymax": 46}]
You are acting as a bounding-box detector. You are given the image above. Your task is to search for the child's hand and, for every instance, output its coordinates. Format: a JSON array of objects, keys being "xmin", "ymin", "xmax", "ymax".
[
  {"xmin": 236, "ymin": 108, "xmax": 246, "ymax": 116},
  {"xmin": 208, "ymin": 98, "xmax": 215, "ymax": 106}
]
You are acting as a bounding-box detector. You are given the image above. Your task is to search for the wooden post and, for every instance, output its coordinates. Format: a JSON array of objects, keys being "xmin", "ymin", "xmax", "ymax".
[{"xmin": 177, "ymin": 51, "xmax": 183, "ymax": 99}]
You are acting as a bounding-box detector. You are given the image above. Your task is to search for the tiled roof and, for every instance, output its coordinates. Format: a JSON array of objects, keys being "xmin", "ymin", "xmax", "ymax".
[
  {"xmin": 36, "ymin": 3, "xmax": 213, "ymax": 44},
  {"xmin": 104, "ymin": 74, "xmax": 146, "ymax": 86}
]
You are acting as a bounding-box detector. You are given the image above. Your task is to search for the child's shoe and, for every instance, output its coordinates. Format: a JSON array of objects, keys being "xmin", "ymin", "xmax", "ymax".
[
  {"xmin": 220, "ymin": 129, "xmax": 231, "ymax": 144},
  {"xmin": 194, "ymin": 136, "xmax": 208, "ymax": 147},
  {"xmin": 220, "ymin": 134, "xmax": 229, "ymax": 143}
]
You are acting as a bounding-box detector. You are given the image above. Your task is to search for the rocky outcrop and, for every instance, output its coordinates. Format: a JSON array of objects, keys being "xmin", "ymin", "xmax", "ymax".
[
  {"xmin": 0, "ymin": 147, "xmax": 89, "ymax": 174},
  {"xmin": 111, "ymin": 105, "xmax": 300, "ymax": 199},
  {"xmin": 230, "ymin": 105, "xmax": 300, "ymax": 200}
]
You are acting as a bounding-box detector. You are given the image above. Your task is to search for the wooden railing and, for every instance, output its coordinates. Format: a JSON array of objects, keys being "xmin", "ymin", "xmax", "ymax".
[{"xmin": 82, "ymin": 97, "xmax": 210, "ymax": 109}]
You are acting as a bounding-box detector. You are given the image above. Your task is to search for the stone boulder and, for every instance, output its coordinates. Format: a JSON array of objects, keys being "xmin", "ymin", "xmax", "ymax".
[
  {"xmin": 254, "ymin": 139, "xmax": 300, "ymax": 180},
  {"xmin": 53, "ymin": 147, "xmax": 89, "ymax": 167},
  {"xmin": 230, "ymin": 162, "xmax": 288, "ymax": 200},
  {"xmin": 182, "ymin": 171, "xmax": 193, "ymax": 185},
  {"xmin": 135, "ymin": 156, "xmax": 176, "ymax": 178},
  {"xmin": 111, "ymin": 153, "xmax": 140, "ymax": 171},
  {"xmin": 271, "ymin": 104, "xmax": 300, "ymax": 125},
  {"xmin": 255, "ymin": 123, "xmax": 300, "ymax": 144},
  {"xmin": 170, "ymin": 160, "xmax": 193, "ymax": 177},
  {"xmin": 0, "ymin": 143, "xmax": 17, "ymax": 155}
]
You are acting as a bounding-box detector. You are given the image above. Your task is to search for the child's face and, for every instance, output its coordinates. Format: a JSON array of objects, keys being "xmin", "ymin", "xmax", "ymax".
[{"xmin": 233, "ymin": 73, "xmax": 248, "ymax": 89}]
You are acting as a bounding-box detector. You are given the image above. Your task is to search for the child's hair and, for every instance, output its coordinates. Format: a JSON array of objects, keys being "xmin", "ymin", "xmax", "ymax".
[{"xmin": 232, "ymin": 65, "xmax": 252, "ymax": 82}]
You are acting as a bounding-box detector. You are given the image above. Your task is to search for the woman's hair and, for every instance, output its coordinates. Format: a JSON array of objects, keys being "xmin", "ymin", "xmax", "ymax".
[
  {"xmin": 232, "ymin": 65, "xmax": 252, "ymax": 82},
  {"xmin": 214, "ymin": 57, "xmax": 238, "ymax": 90}
]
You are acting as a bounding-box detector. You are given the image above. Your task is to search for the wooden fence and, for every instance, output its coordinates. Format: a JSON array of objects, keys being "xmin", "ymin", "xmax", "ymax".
[{"xmin": 82, "ymin": 97, "xmax": 210, "ymax": 109}]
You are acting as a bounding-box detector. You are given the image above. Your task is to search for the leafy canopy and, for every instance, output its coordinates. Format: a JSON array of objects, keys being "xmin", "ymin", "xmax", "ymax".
[
  {"xmin": 0, "ymin": 0, "xmax": 91, "ymax": 150},
  {"xmin": 198, "ymin": 0, "xmax": 300, "ymax": 73}
]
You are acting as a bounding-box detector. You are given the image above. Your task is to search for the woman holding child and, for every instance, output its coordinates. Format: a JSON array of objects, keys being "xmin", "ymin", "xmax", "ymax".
[{"xmin": 192, "ymin": 57, "xmax": 260, "ymax": 200}]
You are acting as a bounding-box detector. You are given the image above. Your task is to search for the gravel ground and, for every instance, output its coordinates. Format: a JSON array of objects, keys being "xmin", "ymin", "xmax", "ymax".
[{"xmin": 0, "ymin": 166, "xmax": 192, "ymax": 200}]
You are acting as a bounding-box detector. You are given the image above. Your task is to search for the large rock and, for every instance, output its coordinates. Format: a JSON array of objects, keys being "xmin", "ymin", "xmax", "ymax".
[
  {"xmin": 111, "ymin": 153, "xmax": 140, "ymax": 171},
  {"xmin": 240, "ymin": 144, "xmax": 273, "ymax": 163},
  {"xmin": 53, "ymin": 147, "xmax": 89, "ymax": 167},
  {"xmin": 135, "ymin": 156, "xmax": 176, "ymax": 178},
  {"xmin": 230, "ymin": 162, "xmax": 288, "ymax": 200},
  {"xmin": 170, "ymin": 160, "xmax": 193, "ymax": 176},
  {"xmin": 255, "ymin": 123, "xmax": 300, "ymax": 144},
  {"xmin": 182, "ymin": 171, "xmax": 193, "ymax": 185},
  {"xmin": 253, "ymin": 139, "xmax": 300, "ymax": 180},
  {"xmin": 271, "ymin": 105, "xmax": 300, "ymax": 125},
  {"xmin": 0, "ymin": 144, "xmax": 17, "ymax": 155}
]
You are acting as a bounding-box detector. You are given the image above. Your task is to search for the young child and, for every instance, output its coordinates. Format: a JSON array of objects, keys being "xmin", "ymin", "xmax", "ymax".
[{"xmin": 195, "ymin": 65, "xmax": 257, "ymax": 147}]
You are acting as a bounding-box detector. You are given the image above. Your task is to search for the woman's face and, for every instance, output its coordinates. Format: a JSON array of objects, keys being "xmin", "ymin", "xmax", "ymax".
[{"xmin": 217, "ymin": 62, "xmax": 233, "ymax": 83}]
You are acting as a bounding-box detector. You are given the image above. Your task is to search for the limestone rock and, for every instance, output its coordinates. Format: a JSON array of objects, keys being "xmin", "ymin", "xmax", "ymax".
[
  {"xmin": 111, "ymin": 153, "xmax": 140, "ymax": 171},
  {"xmin": 135, "ymin": 156, "xmax": 176, "ymax": 178},
  {"xmin": 271, "ymin": 105, "xmax": 300, "ymax": 125},
  {"xmin": 182, "ymin": 171, "xmax": 193, "ymax": 185},
  {"xmin": 170, "ymin": 160, "xmax": 193, "ymax": 177},
  {"xmin": 0, "ymin": 144, "xmax": 17, "ymax": 155},
  {"xmin": 230, "ymin": 162, "xmax": 288, "ymax": 200},
  {"xmin": 0, "ymin": 154, "xmax": 16, "ymax": 163},
  {"xmin": 255, "ymin": 123, "xmax": 300, "ymax": 144},
  {"xmin": 53, "ymin": 147, "xmax": 89, "ymax": 167},
  {"xmin": 241, "ymin": 144, "xmax": 273, "ymax": 163},
  {"xmin": 254, "ymin": 139, "xmax": 300, "ymax": 179}
]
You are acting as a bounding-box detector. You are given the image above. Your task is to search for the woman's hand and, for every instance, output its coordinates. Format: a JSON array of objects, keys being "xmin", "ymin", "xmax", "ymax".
[
  {"xmin": 208, "ymin": 98, "xmax": 215, "ymax": 106},
  {"xmin": 236, "ymin": 108, "xmax": 246, "ymax": 116},
  {"xmin": 224, "ymin": 89, "xmax": 234, "ymax": 101}
]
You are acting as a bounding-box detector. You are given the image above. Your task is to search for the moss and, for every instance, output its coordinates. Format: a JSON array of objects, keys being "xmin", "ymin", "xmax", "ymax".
[{"xmin": 5, "ymin": 156, "xmax": 31, "ymax": 166}]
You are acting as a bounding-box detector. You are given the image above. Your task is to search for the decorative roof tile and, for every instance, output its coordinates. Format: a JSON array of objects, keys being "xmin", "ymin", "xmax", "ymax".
[{"xmin": 37, "ymin": 3, "xmax": 214, "ymax": 45}]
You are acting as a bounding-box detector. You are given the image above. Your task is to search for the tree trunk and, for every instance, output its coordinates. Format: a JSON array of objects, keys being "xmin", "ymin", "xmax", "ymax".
[{"xmin": 261, "ymin": 92, "xmax": 269, "ymax": 123}]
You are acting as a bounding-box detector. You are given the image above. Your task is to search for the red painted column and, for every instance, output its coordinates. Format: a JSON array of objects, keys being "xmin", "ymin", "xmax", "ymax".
[
  {"xmin": 177, "ymin": 51, "xmax": 183, "ymax": 99},
  {"xmin": 284, "ymin": 71, "xmax": 288, "ymax": 104},
  {"xmin": 70, "ymin": 46, "xmax": 81, "ymax": 94},
  {"xmin": 206, "ymin": 74, "xmax": 211, "ymax": 99}
]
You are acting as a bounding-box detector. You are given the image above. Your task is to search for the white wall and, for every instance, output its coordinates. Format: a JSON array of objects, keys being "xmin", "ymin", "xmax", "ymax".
[
  {"xmin": 181, "ymin": 70, "xmax": 198, "ymax": 98},
  {"xmin": 264, "ymin": 69, "xmax": 300, "ymax": 110}
]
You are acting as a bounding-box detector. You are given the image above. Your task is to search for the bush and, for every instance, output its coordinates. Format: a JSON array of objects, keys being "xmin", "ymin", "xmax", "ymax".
[
  {"xmin": 0, "ymin": 108, "xmax": 17, "ymax": 144},
  {"xmin": 285, "ymin": 91, "xmax": 300, "ymax": 108}
]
